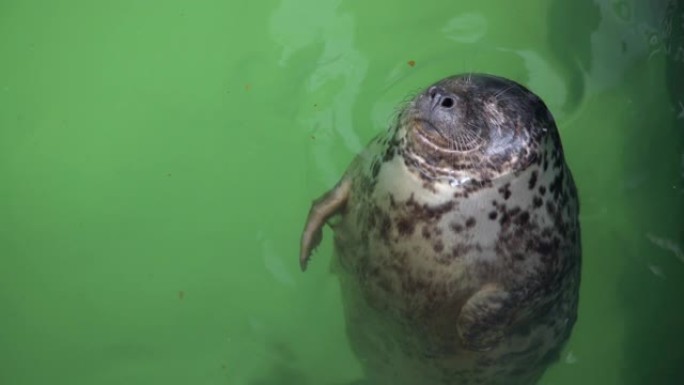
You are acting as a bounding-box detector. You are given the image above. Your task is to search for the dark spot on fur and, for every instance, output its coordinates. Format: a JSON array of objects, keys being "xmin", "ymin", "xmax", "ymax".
[
  {"xmin": 396, "ymin": 217, "xmax": 415, "ymax": 235},
  {"xmin": 526, "ymin": 236, "xmax": 559, "ymax": 257},
  {"xmin": 499, "ymin": 212, "xmax": 510, "ymax": 225},
  {"xmin": 371, "ymin": 160, "xmax": 381, "ymax": 178},
  {"xmin": 549, "ymin": 169, "xmax": 565, "ymax": 200},
  {"xmin": 453, "ymin": 191, "xmax": 467, "ymax": 198},
  {"xmin": 404, "ymin": 195, "xmax": 455, "ymax": 221},
  {"xmin": 450, "ymin": 243, "xmax": 472, "ymax": 260},
  {"xmin": 516, "ymin": 211, "xmax": 530, "ymax": 226},
  {"xmin": 369, "ymin": 266, "xmax": 381, "ymax": 277},
  {"xmin": 422, "ymin": 180, "xmax": 438, "ymax": 193},
  {"xmin": 377, "ymin": 277, "xmax": 393, "ymax": 293},
  {"xmin": 388, "ymin": 194, "xmax": 397, "ymax": 208},
  {"xmin": 553, "ymin": 156, "xmax": 563, "ymax": 170},
  {"xmin": 382, "ymin": 140, "xmax": 397, "ymax": 162},
  {"xmin": 433, "ymin": 241, "xmax": 444, "ymax": 253},
  {"xmin": 539, "ymin": 185, "xmax": 546, "ymax": 195},
  {"xmin": 533, "ymin": 196, "xmax": 543, "ymax": 208},
  {"xmin": 422, "ymin": 226, "xmax": 431, "ymax": 239},
  {"xmin": 466, "ymin": 217, "xmax": 477, "ymax": 228},
  {"xmin": 528, "ymin": 170, "xmax": 538, "ymax": 190},
  {"xmin": 498, "ymin": 183, "xmax": 512, "ymax": 200},
  {"xmin": 489, "ymin": 211, "xmax": 498, "ymax": 220},
  {"xmin": 379, "ymin": 212, "xmax": 392, "ymax": 241},
  {"xmin": 545, "ymin": 200, "xmax": 556, "ymax": 215},
  {"xmin": 451, "ymin": 222, "xmax": 464, "ymax": 233}
]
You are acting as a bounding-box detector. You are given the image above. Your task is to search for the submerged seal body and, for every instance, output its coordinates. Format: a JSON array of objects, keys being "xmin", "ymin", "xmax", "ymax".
[{"xmin": 300, "ymin": 74, "xmax": 581, "ymax": 385}]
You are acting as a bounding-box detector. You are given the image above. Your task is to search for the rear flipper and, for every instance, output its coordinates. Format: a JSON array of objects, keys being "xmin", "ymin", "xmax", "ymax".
[
  {"xmin": 457, "ymin": 284, "xmax": 515, "ymax": 351},
  {"xmin": 299, "ymin": 178, "xmax": 352, "ymax": 271}
]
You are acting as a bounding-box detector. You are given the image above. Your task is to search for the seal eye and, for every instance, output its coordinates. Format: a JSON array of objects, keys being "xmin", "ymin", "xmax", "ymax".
[{"xmin": 441, "ymin": 97, "xmax": 454, "ymax": 108}]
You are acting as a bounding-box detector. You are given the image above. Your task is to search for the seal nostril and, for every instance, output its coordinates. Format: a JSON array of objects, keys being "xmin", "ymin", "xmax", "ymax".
[
  {"xmin": 441, "ymin": 97, "xmax": 454, "ymax": 108},
  {"xmin": 429, "ymin": 86, "xmax": 438, "ymax": 99}
]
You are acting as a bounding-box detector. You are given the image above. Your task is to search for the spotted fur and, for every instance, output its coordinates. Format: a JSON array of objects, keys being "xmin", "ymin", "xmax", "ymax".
[{"xmin": 300, "ymin": 74, "xmax": 581, "ymax": 385}]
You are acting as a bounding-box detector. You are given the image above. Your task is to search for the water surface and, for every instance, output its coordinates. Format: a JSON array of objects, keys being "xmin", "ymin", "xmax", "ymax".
[{"xmin": 1, "ymin": 0, "xmax": 683, "ymax": 384}]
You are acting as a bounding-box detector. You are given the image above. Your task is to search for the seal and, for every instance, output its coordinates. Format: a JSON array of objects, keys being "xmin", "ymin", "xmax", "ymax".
[{"xmin": 300, "ymin": 73, "xmax": 581, "ymax": 385}]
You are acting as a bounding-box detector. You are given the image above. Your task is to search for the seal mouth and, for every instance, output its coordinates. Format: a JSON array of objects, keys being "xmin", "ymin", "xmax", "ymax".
[
  {"xmin": 402, "ymin": 118, "xmax": 482, "ymax": 180},
  {"xmin": 411, "ymin": 118, "xmax": 484, "ymax": 154}
]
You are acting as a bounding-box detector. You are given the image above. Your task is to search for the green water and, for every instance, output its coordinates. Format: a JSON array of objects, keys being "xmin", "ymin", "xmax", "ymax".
[{"xmin": 1, "ymin": 0, "xmax": 682, "ymax": 384}]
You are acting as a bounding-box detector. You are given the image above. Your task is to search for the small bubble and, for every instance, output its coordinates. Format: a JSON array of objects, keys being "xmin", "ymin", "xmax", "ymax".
[{"xmin": 649, "ymin": 34, "xmax": 659, "ymax": 46}]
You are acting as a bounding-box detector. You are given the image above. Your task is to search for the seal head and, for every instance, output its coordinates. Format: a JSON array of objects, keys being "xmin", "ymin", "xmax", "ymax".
[{"xmin": 396, "ymin": 74, "xmax": 556, "ymax": 186}]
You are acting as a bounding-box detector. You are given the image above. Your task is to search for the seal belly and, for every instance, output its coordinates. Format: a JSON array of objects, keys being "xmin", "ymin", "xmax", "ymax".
[{"xmin": 331, "ymin": 148, "xmax": 579, "ymax": 385}]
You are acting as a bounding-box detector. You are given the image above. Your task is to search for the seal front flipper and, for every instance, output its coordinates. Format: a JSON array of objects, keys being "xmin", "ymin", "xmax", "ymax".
[
  {"xmin": 457, "ymin": 284, "xmax": 515, "ymax": 351},
  {"xmin": 299, "ymin": 178, "xmax": 352, "ymax": 272}
]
